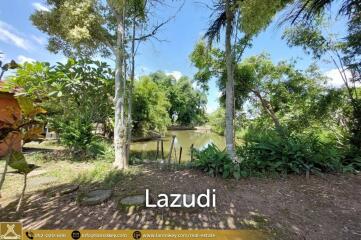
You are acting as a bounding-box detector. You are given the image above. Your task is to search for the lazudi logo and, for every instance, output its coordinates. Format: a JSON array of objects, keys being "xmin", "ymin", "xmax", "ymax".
[
  {"xmin": 0, "ymin": 222, "xmax": 22, "ymax": 240},
  {"xmin": 71, "ymin": 230, "xmax": 81, "ymax": 239},
  {"xmin": 133, "ymin": 230, "xmax": 142, "ymax": 239},
  {"xmin": 145, "ymin": 189, "xmax": 216, "ymax": 208}
]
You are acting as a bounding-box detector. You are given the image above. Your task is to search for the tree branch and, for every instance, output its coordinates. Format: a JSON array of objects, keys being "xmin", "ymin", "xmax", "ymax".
[
  {"xmin": 134, "ymin": 18, "xmax": 172, "ymax": 41},
  {"xmin": 134, "ymin": 0, "xmax": 184, "ymax": 41}
]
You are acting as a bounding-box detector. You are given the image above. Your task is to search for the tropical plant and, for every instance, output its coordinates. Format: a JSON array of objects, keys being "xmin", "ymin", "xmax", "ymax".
[
  {"xmin": 0, "ymin": 95, "xmax": 45, "ymax": 211},
  {"xmin": 237, "ymin": 129, "xmax": 346, "ymax": 176},
  {"xmin": 7, "ymin": 59, "xmax": 115, "ymax": 154},
  {"xmin": 192, "ymin": 143, "xmax": 242, "ymax": 180}
]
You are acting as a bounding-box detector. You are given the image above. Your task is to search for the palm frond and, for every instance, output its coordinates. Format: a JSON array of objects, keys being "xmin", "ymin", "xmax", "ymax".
[
  {"xmin": 203, "ymin": 1, "xmax": 227, "ymax": 45},
  {"xmin": 280, "ymin": 0, "xmax": 359, "ymax": 25},
  {"xmin": 204, "ymin": 10, "xmax": 227, "ymax": 44}
]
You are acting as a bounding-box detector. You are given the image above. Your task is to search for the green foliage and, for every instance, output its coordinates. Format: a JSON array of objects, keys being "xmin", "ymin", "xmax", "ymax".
[
  {"xmin": 132, "ymin": 71, "xmax": 207, "ymax": 135},
  {"xmin": 6, "ymin": 62, "xmax": 51, "ymax": 100},
  {"xmin": 192, "ymin": 127, "xmax": 360, "ymax": 178},
  {"xmin": 31, "ymin": 0, "xmax": 111, "ymax": 57},
  {"xmin": 283, "ymin": 18, "xmax": 333, "ymax": 59},
  {"xmin": 8, "ymin": 58, "xmax": 115, "ymax": 147},
  {"xmin": 190, "ymin": 41, "xmax": 224, "ymax": 90},
  {"xmin": 9, "ymin": 151, "xmax": 34, "ymax": 174},
  {"xmin": 342, "ymin": 146, "xmax": 361, "ymax": 171},
  {"xmin": 238, "ymin": 0, "xmax": 290, "ymax": 36},
  {"xmin": 50, "ymin": 58, "xmax": 114, "ymax": 126},
  {"xmin": 30, "ymin": 0, "xmax": 150, "ymax": 57},
  {"xmin": 350, "ymin": 99, "xmax": 361, "ymax": 149},
  {"xmin": 132, "ymin": 76, "xmax": 171, "ymax": 136},
  {"xmin": 54, "ymin": 117, "xmax": 92, "ymax": 151},
  {"xmin": 169, "ymin": 76, "xmax": 207, "ymax": 126},
  {"xmin": 149, "ymin": 71, "xmax": 207, "ymax": 126},
  {"xmin": 237, "ymin": 129, "xmax": 346, "ymax": 176},
  {"xmin": 192, "ymin": 144, "xmax": 242, "ymax": 180},
  {"xmin": 230, "ymin": 55, "xmax": 345, "ymax": 135},
  {"xmin": 283, "ymin": 15, "xmax": 361, "ymax": 150},
  {"xmin": 53, "ymin": 116, "xmax": 104, "ymax": 158},
  {"xmin": 208, "ymin": 108, "xmax": 225, "ymax": 135}
]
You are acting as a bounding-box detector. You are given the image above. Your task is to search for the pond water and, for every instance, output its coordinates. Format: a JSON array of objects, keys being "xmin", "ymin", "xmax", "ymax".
[{"xmin": 130, "ymin": 130, "xmax": 225, "ymax": 162}]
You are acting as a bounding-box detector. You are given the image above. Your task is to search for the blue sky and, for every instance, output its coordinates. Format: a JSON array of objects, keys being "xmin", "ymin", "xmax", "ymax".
[{"xmin": 0, "ymin": 0, "xmax": 348, "ymax": 113}]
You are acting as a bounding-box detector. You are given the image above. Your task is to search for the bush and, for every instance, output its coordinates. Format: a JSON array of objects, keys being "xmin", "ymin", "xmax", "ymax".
[
  {"xmin": 53, "ymin": 117, "xmax": 105, "ymax": 158},
  {"xmin": 342, "ymin": 146, "xmax": 361, "ymax": 172},
  {"xmin": 236, "ymin": 129, "xmax": 345, "ymax": 176},
  {"xmin": 192, "ymin": 129, "xmax": 354, "ymax": 179},
  {"xmin": 192, "ymin": 144, "xmax": 242, "ymax": 180}
]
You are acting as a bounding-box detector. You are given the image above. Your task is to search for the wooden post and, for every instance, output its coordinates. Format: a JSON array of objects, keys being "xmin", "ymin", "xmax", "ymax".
[
  {"xmin": 161, "ymin": 140, "xmax": 164, "ymax": 160},
  {"xmin": 168, "ymin": 135, "xmax": 176, "ymax": 165},
  {"xmin": 174, "ymin": 147, "xmax": 177, "ymax": 163},
  {"xmin": 190, "ymin": 144, "xmax": 194, "ymax": 162},
  {"xmin": 155, "ymin": 140, "xmax": 159, "ymax": 160},
  {"xmin": 179, "ymin": 147, "xmax": 182, "ymax": 164}
]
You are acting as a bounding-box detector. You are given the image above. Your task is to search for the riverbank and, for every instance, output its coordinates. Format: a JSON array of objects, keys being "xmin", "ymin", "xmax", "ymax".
[{"xmin": 0, "ymin": 152, "xmax": 360, "ymax": 240}]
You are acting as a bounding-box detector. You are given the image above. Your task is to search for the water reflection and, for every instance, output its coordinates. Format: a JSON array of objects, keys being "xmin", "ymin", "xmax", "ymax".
[{"xmin": 130, "ymin": 130, "xmax": 225, "ymax": 162}]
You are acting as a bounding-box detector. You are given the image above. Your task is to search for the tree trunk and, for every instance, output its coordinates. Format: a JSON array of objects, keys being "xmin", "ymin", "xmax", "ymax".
[
  {"xmin": 252, "ymin": 90, "xmax": 283, "ymax": 134},
  {"xmin": 113, "ymin": 19, "xmax": 127, "ymax": 170},
  {"xmin": 126, "ymin": 18, "xmax": 136, "ymax": 162},
  {"xmin": 225, "ymin": 0, "xmax": 236, "ymax": 160}
]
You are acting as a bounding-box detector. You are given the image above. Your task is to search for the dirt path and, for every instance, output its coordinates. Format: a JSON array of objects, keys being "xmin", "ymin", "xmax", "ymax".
[{"xmin": 1, "ymin": 164, "xmax": 360, "ymax": 240}]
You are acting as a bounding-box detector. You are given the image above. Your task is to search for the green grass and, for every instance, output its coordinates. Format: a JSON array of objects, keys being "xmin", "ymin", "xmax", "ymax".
[{"xmin": 0, "ymin": 149, "xmax": 141, "ymax": 200}]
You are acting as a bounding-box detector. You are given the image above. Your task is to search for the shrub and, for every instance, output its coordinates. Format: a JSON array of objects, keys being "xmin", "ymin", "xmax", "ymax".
[
  {"xmin": 342, "ymin": 146, "xmax": 361, "ymax": 172},
  {"xmin": 53, "ymin": 117, "xmax": 92, "ymax": 151},
  {"xmin": 192, "ymin": 144, "xmax": 242, "ymax": 180},
  {"xmin": 237, "ymin": 129, "xmax": 345, "ymax": 176},
  {"xmin": 193, "ymin": 128, "xmax": 358, "ymax": 179},
  {"xmin": 53, "ymin": 117, "xmax": 105, "ymax": 158}
]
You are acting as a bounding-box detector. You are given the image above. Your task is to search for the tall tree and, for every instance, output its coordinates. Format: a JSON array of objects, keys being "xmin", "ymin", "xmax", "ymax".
[
  {"xmin": 31, "ymin": 0, "xmax": 168, "ymax": 169},
  {"xmin": 194, "ymin": 0, "xmax": 289, "ymax": 159},
  {"xmin": 224, "ymin": 0, "xmax": 236, "ymax": 159},
  {"xmin": 283, "ymin": 15, "xmax": 361, "ymax": 148}
]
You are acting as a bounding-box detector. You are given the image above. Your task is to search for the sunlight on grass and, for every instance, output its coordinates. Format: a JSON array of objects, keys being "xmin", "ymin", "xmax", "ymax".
[{"xmin": 75, "ymin": 161, "xmax": 142, "ymax": 188}]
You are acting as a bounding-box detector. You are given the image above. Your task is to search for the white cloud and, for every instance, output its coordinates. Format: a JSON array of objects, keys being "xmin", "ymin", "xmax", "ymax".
[
  {"xmin": 166, "ymin": 71, "xmax": 183, "ymax": 81},
  {"xmin": 0, "ymin": 21, "xmax": 31, "ymax": 50},
  {"xmin": 325, "ymin": 68, "xmax": 354, "ymax": 88},
  {"xmin": 0, "ymin": 52, "xmax": 7, "ymax": 62},
  {"xmin": 32, "ymin": 35, "xmax": 46, "ymax": 45},
  {"xmin": 17, "ymin": 55, "xmax": 36, "ymax": 64},
  {"xmin": 32, "ymin": 2, "xmax": 50, "ymax": 12}
]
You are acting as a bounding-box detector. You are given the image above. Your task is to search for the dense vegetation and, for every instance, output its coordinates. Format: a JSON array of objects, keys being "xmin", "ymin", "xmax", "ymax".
[
  {"xmin": 1, "ymin": 0, "xmax": 360, "ymax": 181},
  {"xmin": 4, "ymin": 59, "xmax": 206, "ymax": 155},
  {"xmin": 191, "ymin": 1, "xmax": 360, "ymax": 178},
  {"xmin": 133, "ymin": 72, "xmax": 207, "ymax": 136}
]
